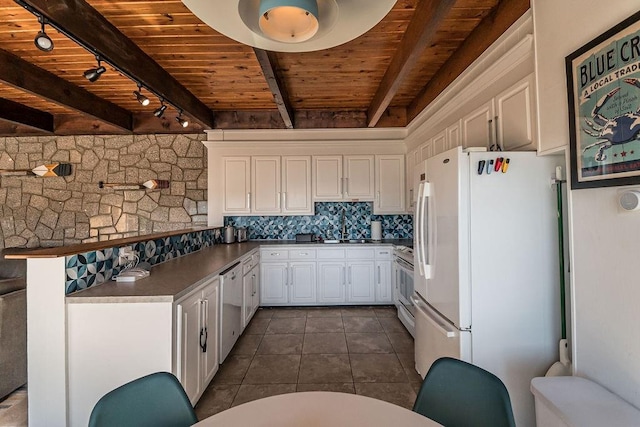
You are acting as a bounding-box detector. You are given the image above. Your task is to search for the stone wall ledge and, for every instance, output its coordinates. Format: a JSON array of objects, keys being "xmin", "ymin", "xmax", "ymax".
[{"xmin": 3, "ymin": 226, "xmax": 217, "ymax": 259}]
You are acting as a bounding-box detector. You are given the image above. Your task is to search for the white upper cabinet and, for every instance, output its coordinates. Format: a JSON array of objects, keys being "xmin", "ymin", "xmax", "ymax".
[
  {"xmin": 223, "ymin": 156, "xmax": 312, "ymax": 216},
  {"xmin": 251, "ymin": 156, "xmax": 281, "ymax": 214},
  {"xmin": 282, "ymin": 156, "xmax": 312, "ymax": 214},
  {"xmin": 448, "ymin": 120, "xmax": 461, "ymax": 149},
  {"xmin": 313, "ymin": 155, "xmax": 374, "ymax": 202},
  {"xmin": 374, "ymin": 154, "xmax": 405, "ymax": 214},
  {"xmin": 495, "ymin": 74, "xmax": 537, "ymax": 151},
  {"xmin": 223, "ymin": 157, "xmax": 251, "ymax": 214},
  {"xmin": 406, "ymin": 150, "xmax": 417, "ymax": 212},
  {"xmin": 344, "ymin": 155, "xmax": 375, "ymax": 200},
  {"xmin": 432, "ymin": 130, "xmax": 448, "ymax": 156},
  {"xmin": 313, "ymin": 156, "xmax": 343, "ymax": 200},
  {"xmin": 462, "ymin": 99, "xmax": 495, "ymax": 150},
  {"xmin": 420, "ymin": 140, "xmax": 433, "ymax": 163}
]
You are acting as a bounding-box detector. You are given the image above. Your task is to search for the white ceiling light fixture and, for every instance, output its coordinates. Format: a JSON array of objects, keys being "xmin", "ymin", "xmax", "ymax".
[
  {"xmin": 182, "ymin": 0, "xmax": 397, "ymax": 53},
  {"xmin": 259, "ymin": 0, "xmax": 319, "ymax": 43}
]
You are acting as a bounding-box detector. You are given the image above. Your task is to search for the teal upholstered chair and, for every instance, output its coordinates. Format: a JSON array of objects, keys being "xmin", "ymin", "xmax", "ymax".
[
  {"xmin": 88, "ymin": 372, "xmax": 198, "ymax": 427},
  {"xmin": 413, "ymin": 357, "xmax": 516, "ymax": 427}
]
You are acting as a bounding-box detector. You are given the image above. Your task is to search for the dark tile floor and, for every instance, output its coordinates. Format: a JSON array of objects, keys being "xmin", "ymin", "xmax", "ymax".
[{"xmin": 195, "ymin": 306, "xmax": 423, "ymax": 420}]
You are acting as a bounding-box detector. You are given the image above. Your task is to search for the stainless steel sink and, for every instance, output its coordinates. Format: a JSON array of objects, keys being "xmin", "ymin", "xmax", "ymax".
[{"xmin": 323, "ymin": 239, "xmax": 373, "ymax": 244}]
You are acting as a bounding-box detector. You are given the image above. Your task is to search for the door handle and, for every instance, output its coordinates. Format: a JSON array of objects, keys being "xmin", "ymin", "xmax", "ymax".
[
  {"xmin": 282, "ymin": 192, "xmax": 287, "ymax": 209},
  {"xmin": 377, "ymin": 265, "xmax": 381, "ymax": 284},
  {"xmin": 247, "ymin": 192, "xmax": 251, "ymax": 210},
  {"xmin": 349, "ymin": 266, "xmax": 352, "ymax": 284}
]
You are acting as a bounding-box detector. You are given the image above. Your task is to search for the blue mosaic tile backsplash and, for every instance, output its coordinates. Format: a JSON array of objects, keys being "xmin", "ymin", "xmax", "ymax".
[
  {"xmin": 225, "ymin": 202, "xmax": 413, "ymax": 240},
  {"xmin": 65, "ymin": 229, "xmax": 224, "ymax": 295}
]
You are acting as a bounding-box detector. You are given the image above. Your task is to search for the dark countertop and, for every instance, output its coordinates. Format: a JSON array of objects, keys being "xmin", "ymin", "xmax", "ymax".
[{"xmin": 65, "ymin": 239, "xmax": 412, "ymax": 303}]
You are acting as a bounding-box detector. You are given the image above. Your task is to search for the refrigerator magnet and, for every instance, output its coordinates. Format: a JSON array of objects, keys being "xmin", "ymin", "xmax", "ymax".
[
  {"xmin": 502, "ymin": 158, "xmax": 510, "ymax": 173},
  {"xmin": 478, "ymin": 160, "xmax": 485, "ymax": 175},
  {"xmin": 486, "ymin": 159, "xmax": 494, "ymax": 174},
  {"xmin": 494, "ymin": 157, "xmax": 503, "ymax": 172}
]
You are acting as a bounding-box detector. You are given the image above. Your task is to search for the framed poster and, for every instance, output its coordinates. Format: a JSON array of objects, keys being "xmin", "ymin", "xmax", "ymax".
[{"xmin": 566, "ymin": 10, "xmax": 640, "ymax": 189}]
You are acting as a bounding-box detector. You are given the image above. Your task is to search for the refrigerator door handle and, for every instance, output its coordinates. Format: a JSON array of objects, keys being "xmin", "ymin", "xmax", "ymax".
[
  {"xmin": 411, "ymin": 295, "xmax": 457, "ymax": 338},
  {"xmin": 415, "ymin": 182, "xmax": 424, "ymax": 277},
  {"xmin": 421, "ymin": 182, "xmax": 432, "ymax": 278},
  {"xmin": 426, "ymin": 183, "xmax": 436, "ymax": 278}
]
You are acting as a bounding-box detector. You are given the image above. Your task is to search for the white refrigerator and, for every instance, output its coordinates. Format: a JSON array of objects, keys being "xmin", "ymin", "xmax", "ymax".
[{"xmin": 413, "ymin": 146, "xmax": 562, "ymax": 427}]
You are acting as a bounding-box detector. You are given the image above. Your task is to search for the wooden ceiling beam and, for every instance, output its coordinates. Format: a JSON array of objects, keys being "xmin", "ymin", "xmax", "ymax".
[
  {"xmin": 0, "ymin": 48, "xmax": 132, "ymax": 131},
  {"xmin": 367, "ymin": 0, "xmax": 457, "ymax": 127},
  {"xmin": 0, "ymin": 97, "xmax": 54, "ymax": 133},
  {"xmin": 253, "ymin": 49, "xmax": 295, "ymax": 129},
  {"xmin": 407, "ymin": 0, "xmax": 530, "ymax": 122},
  {"xmin": 16, "ymin": 0, "xmax": 214, "ymax": 129}
]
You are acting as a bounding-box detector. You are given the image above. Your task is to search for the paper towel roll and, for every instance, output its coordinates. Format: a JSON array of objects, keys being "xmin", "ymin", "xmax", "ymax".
[{"xmin": 371, "ymin": 221, "xmax": 382, "ymax": 241}]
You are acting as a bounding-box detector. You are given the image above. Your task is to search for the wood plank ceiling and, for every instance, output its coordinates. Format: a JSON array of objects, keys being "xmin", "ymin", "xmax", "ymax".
[{"xmin": 0, "ymin": 0, "xmax": 529, "ymax": 135}]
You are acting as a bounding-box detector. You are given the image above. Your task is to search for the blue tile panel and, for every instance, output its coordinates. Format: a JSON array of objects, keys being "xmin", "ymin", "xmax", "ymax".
[
  {"xmin": 225, "ymin": 202, "xmax": 413, "ymax": 241},
  {"xmin": 65, "ymin": 228, "xmax": 225, "ymax": 295}
]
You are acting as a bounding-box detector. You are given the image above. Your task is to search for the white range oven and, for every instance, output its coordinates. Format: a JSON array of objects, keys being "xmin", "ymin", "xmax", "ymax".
[{"xmin": 393, "ymin": 245, "xmax": 415, "ymax": 337}]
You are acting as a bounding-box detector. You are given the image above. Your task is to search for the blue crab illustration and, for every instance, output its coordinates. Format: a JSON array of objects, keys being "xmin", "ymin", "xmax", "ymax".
[{"xmin": 582, "ymin": 78, "xmax": 640, "ymax": 162}]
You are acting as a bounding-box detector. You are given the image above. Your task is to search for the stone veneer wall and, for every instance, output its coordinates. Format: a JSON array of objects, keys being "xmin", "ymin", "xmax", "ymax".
[{"xmin": 0, "ymin": 134, "xmax": 207, "ymax": 253}]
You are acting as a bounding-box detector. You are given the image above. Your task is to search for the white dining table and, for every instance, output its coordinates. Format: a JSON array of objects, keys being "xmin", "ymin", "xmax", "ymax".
[{"xmin": 194, "ymin": 391, "xmax": 442, "ymax": 426}]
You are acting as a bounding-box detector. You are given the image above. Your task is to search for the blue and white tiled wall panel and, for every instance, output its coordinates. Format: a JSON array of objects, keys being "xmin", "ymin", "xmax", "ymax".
[
  {"xmin": 65, "ymin": 229, "xmax": 224, "ymax": 295},
  {"xmin": 225, "ymin": 202, "xmax": 413, "ymax": 240}
]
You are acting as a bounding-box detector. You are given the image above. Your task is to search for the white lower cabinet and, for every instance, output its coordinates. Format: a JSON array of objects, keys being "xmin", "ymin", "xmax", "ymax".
[
  {"xmin": 260, "ymin": 262, "xmax": 289, "ymax": 304},
  {"xmin": 290, "ymin": 262, "xmax": 317, "ymax": 303},
  {"xmin": 242, "ymin": 251, "xmax": 261, "ymax": 328},
  {"xmin": 317, "ymin": 262, "xmax": 346, "ymax": 303},
  {"xmin": 376, "ymin": 260, "xmax": 393, "ymax": 303},
  {"xmin": 347, "ymin": 261, "xmax": 375, "ymax": 302},
  {"xmin": 176, "ymin": 275, "xmax": 220, "ymax": 404},
  {"xmin": 260, "ymin": 249, "xmax": 317, "ymax": 305}
]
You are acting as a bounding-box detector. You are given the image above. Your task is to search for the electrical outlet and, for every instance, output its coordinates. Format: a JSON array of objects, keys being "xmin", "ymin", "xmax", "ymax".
[{"xmin": 119, "ymin": 246, "xmax": 135, "ymax": 261}]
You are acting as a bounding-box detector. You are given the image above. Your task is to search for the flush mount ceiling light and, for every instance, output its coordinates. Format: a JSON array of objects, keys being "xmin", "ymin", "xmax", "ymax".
[
  {"xmin": 182, "ymin": 0, "xmax": 396, "ymax": 52},
  {"xmin": 259, "ymin": 0, "xmax": 319, "ymax": 43},
  {"xmin": 84, "ymin": 56, "xmax": 106, "ymax": 82},
  {"xmin": 34, "ymin": 16, "xmax": 53, "ymax": 52},
  {"xmin": 133, "ymin": 84, "xmax": 150, "ymax": 106}
]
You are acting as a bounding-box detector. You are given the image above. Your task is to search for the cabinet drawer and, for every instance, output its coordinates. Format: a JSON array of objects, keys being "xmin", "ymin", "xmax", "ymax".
[
  {"xmin": 242, "ymin": 258, "xmax": 253, "ymax": 275},
  {"xmin": 317, "ymin": 248, "xmax": 346, "ymax": 259},
  {"xmin": 289, "ymin": 249, "xmax": 317, "ymax": 260},
  {"xmin": 375, "ymin": 248, "xmax": 393, "ymax": 259},
  {"xmin": 347, "ymin": 248, "xmax": 375, "ymax": 259},
  {"xmin": 261, "ymin": 249, "xmax": 289, "ymax": 261}
]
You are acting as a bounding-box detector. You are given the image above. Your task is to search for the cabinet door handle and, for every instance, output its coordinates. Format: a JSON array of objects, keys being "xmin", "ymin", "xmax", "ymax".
[
  {"xmin": 343, "ymin": 267, "xmax": 346, "ymax": 286},
  {"xmin": 271, "ymin": 252, "xmax": 280, "ymax": 256},
  {"xmin": 349, "ymin": 266, "xmax": 352, "ymax": 284},
  {"xmin": 494, "ymin": 115, "xmax": 500, "ymax": 151},
  {"xmin": 345, "ymin": 177, "xmax": 349, "ymax": 196},
  {"xmin": 299, "ymin": 252, "xmax": 308, "ymax": 256},
  {"xmin": 247, "ymin": 192, "xmax": 251, "ymax": 210},
  {"xmin": 378, "ymin": 265, "xmax": 381, "ymax": 284},
  {"xmin": 379, "ymin": 251, "xmax": 389, "ymax": 255},
  {"xmin": 252, "ymin": 274, "xmax": 256, "ymax": 295},
  {"xmin": 282, "ymin": 192, "xmax": 287, "ymax": 209}
]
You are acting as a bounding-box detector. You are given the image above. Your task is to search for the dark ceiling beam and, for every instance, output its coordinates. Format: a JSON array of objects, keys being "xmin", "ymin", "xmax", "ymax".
[
  {"xmin": 214, "ymin": 109, "xmax": 406, "ymax": 129},
  {"xmin": 0, "ymin": 49, "xmax": 132, "ymax": 131},
  {"xmin": 0, "ymin": 97, "xmax": 54, "ymax": 133},
  {"xmin": 253, "ymin": 48, "xmax": 295, "ymax": 129},
  {"xmin": 367, "ymin": 0, "xmax": 456, "ymax": 127},
  {"xmin": 407, "ymin": 0, "xmax": 530, "ymax": 122},
  {"xmin": 16, "ymin": 0, "xmax": 214, "ymax": 129}
]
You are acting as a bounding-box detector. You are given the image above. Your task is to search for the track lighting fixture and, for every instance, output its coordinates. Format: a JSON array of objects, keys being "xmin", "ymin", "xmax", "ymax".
[
  {"xmin": 133, "ymin": 84, "xmax": 150, "ymax": 106},
  {"xmin": 154, "ymin": 99, "xmax": 168, "ymax": 118},
  {"xmin": 84, "ymin": 56, "xmax": 106, "ymax": 82},
  {"xmin": 175, "ymin": 111, "xmax": 189, "ymax": 128},
  {"xmin": 34, "ymin": 16, "xmax": 53, "ymax": 52}
]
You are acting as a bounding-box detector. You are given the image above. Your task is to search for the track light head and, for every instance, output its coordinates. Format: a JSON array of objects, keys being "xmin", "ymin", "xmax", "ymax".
[
  {"xmin": 34, "ymin": 18, "xmax": 53, "ymax": 52},
  {"xmin": 154, "ymin": 102, "xmax": 168, "ymax": 118},
  {"xmin": 175, "ymin": 113, "xmax": 189, "ymax": 128},
  {"xmin": 134, "ymin": 87, "xmax": 150, "ymax": 106},
  {"xmin": 84, "ymin": 57, "xmax": 106, "ymax": 82}
]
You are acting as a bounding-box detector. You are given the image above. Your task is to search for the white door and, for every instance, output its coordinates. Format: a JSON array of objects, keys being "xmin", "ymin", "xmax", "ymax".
[
  {"xmin": 376, "ymin": 260, "xmax": 393, "ymax": 303},
  {"xmin": 347, "ymin": 261, "xmax": 375, "ymax": 303},
  {"xmin": 495, "ymin": 75, "xmax": 536, "ymax": 151},
  {"xmin": 282, "ymin": 156, "xmax": 312, "ymax": 214},
  {"xmin": 201, "ymin": 279, "xmax": 219, "ymax": 384},
  {"xmin": 260, "ymin": 263, "xmax": 289, "ymax": 304},
  {"xmin": 313, "ymin": 156, "xmax": 343, "ymax": 200},
  {"xmin": 344, "ymin": 155, "xmax": 374, "ymax": 200},
  {"xmin": 242, "ymin": 272, "xmax": 253, "ymax": 329},
  {"xmin": 317, "ymin": 262, "xmax": 346, "ymax": 303},
  {"xmin": 252, "ymin": 157, "xmax": 281, "ymax": 214},
  {"xmin": 222, "ymin": 157, "xmax": 250, "ymax": 214},
  {"xmin": 374, "ymin": 155, "xmax": 405, "ymax": 214},
  {"xmin": 177, "ymin": 291, "xmax": 202, "ymax": 404},
  {"xmin": 426, "ymin": 147, "xmax": 468, "ymax": 329},
  {"xmin": 462, "ymin": 100, "xmax": 495, "ymax": 149},
  {"xmin": 412, "ymin": 293, "xmax": 470, "ymax": 378},
  {"xmin": 289, "ymin": 262, "xmax": 316, "ymax": 304}
]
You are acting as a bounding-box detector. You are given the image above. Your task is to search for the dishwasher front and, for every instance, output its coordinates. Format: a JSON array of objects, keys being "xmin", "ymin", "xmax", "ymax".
[{"xmin": 219, "ymin": 262, "xmax": 242, "ymax": 363}]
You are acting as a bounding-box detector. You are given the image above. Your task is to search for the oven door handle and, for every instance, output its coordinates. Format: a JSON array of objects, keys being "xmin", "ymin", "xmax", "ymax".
[{"xmin": 394, "ymin": 257, "xmax": 414, "ymax": 272}]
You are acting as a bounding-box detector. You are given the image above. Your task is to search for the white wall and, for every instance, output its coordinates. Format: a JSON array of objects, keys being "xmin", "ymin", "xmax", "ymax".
[{"xmin": 533, "ymin": 0, "xmax": 640, "ymax": 408}]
